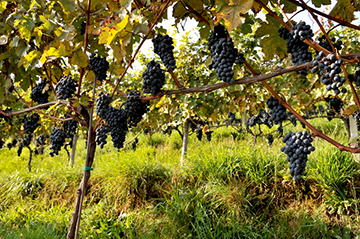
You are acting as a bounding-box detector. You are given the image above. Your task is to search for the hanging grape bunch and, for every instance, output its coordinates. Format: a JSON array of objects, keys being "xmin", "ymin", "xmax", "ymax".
[
  {"xmin": 311, "ymin": 51, "xmax": 346, "ymax": 95},
  {"xmin": 281, "ymin": 131, "xmax": 315, "ymax": 181},
  {"xmin": 267, "ymin": 134, "xmax": 274, "ymax": 146},
  {"xmin": 266, "ymin": 96, "xmax": 287, "ymax": 125},
  {"xmin": 95, "ymin": 124, "xmax": 110, "ymax": 149},
  {"xmin": 152, "ymin": 34, "xmax": 176, "ymax": 71},
  {"xmin": 63, "ymin": 115, "xmax": 79, "ymax": 139},
  {"xmin": 280, "ymin": 21, "xmax": 314, "ymax": 75},
  {"xmin": 89, "ymin": 53, "xmax": 109, "ymax": 81},
  {"xmin": 55, "ymin": 76, "xmax": 78, "ymax": 99},
  {"xmin": 49, "ymin": 128, "xmax": 67, "ymax": 157},
  {"xmin": 317, "ymin": 35, "xmax": 343, "ymax": 52},
  {"xmin": 30, "ymin": 78, "xmax": 51, "ymax": 104},
  {"xmin": 124, "ymin": 91, "xmax": 149, "ymax": 127},
  {"xmin": 208, "ymin": 24, "xmax": 245, "ymax": 83},
  {"xmin": 142, "ymin": 60, "xmax": 166, "ymax": 96},
  {"xmin": 348, "ymin": 62, "xmax": 360, "ymax": 87}
]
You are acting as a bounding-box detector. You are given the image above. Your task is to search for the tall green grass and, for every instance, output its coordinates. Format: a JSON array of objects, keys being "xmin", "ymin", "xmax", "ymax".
[{"xmin": 1, "ymin": 119, "xmax": 360, "ymax": 238}]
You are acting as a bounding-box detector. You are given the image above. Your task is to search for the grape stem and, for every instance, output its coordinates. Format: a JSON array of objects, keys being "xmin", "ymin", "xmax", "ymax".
[
  {"xmin": 179, "ymin": 0, "xmax": 211, "ymax": 28},
  {"xmin": 244, "ymin": 61, "xmax": 360, "ymax": 153},
  {"xmin": 169, "ymin": 70, "xmax": 186, "ymax": 89}
]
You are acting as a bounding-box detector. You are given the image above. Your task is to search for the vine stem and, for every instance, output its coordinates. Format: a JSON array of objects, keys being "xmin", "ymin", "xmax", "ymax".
[
  {"xmin": 139, "ymin": 52, "xmax": 360, "ymax": 101},
  {"xmin": 73, "ymin": 75, "xmax": 97, "ymax": 239},
  {"xmin": 76, "ymin": 0, "xmax": 92, "ymax": 96},
  {"xmin": 244, "ymin": 61, "xmax": 360, "ymax": 153},
  {"xmin": 341, "ymin": 65, "xmax": 360, "ymax": 111},
  {"xmin": 276, "ymin": 2, "xmax": 292, "ymax": 26},
  {"xmin": 169, "ymin": 70, "xmax": 185, "ymax": 89},
  {"xmin": 110, "ymin": 0, "xmax": 172, "ymax": 98},
  {"xmin": 287, "ymin": 0, "xmax": 360, "ymax": 31}
]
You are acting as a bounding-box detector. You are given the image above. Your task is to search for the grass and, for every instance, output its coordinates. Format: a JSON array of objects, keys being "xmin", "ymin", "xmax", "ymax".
[{"xmin": 1, "ymin": 118, "xmax": 360, "ymax": 238}]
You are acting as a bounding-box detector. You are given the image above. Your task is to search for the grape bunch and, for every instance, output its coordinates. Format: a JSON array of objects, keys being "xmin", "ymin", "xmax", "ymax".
[
  {"xmin": 311, "ymin": 51, "xmax": 346, "ymax": 95},
  {"xmin": 278, "ymin": 27, "xmax": 291, "ymax": 40},
  {"xmin": 325, "ymin": 96, "xmax": 343, "ymax": 114},
  {"xmin": 348, "ymin": 62, "xmax": 360, "ymax": 87},
  {"xmin": 95, "ymin": 124, "xmax": 110, "ymax": 149},
  {"xmin": 125, "ymin": 91, "xmax": 149, "ymax": 127},
  {"xmin": 205, "ymin": 131, "xmax": 213, "ymax": 142},
  {"xmin": 36, "ymin": 135, "xmax": 48, "ymax": 146},
  {"xmin": 317, "ymin": 35, "xmax": 343, "ymax": 52},
  {"xmin": 228, "ymin": 112, "xmax": 236, "ymax": 124},
  {"xmin": 208, "ymin": 24, "xmax": 245, "ymax": 83},
  {"xmin": 281, "ymin": 131, "xmax": 315, "ymax": 181},
  {"xmin": 96, "ymin": 92, "xmax": 112, "ymax": 118},
  {"xmin": 196, "ymin": 125, "xmax": 203, "ymax": 141},
  {"xmin": 266, "ymin": 134, "xmax": 274, "ymax": 146},
  {"xmin": 63, "ymin": 115, "xmax": 78, "ymax": 138},
  {"xmin": 266, "ymin": 96, "xmax": 287, "ymax": 125},
  {"xmin": 7, "ymin": 138, "xmax": 17, "ymax": 149},
  {"xmin": 95, "ymin": 92, "xmax": 128, "ymax": 149},
  {"xmin": 142, "ymin": 60, "xmax": 166, "ymax": 96},
  {"xmin": 20, "ymin": 113, "xmax": 41, "ymax": 135},
  {"xmin": 280, "ymin": 22, "xmax": 313, "ymax": 75},
  {"xmin": 55, "ymin": 76, "xmax": 78, "ymax": 99},
  {"xmin": 30, "ymin": 78, "xmax": 50, "ymax": 104},
  {"xmin": 49, "ymin": 128, "xmax": 67, "ymax": 157},
  {"xmin": 89, "ymin": 53, "xmax": 109, "ymax": 81},
  {"xmin": 152, "ymin": 34, "xmax": 176, "ymax": 71},
  {"xmin": 132, "ymin": 138, "xmax": 139, "ymax": 150}
]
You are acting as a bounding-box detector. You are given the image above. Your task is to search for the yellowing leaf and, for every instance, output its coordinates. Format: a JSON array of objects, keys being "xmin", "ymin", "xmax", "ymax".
[
  {"xmin": 0, "ymin": 2, "xmax": 6, "ymax": 14},
  {"xmin": 70, "ymin": 50, "xmax": 88, "ymax": 68},
  {"xmin": 99, "ymin": 15, "xmax": 129, "ymax": 46},
  {"xmin": 21, "ymin": 50, "xmax": 41, "ymax": 69},
  {"xmin": 58, "ymin": 0, "xmax": 77, "ymax": 13}
]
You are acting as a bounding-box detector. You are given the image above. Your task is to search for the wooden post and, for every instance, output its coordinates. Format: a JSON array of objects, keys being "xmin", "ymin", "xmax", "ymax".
[{"xmin": 180, "ymin": 120, "xmax": 190, "ymax": 166}]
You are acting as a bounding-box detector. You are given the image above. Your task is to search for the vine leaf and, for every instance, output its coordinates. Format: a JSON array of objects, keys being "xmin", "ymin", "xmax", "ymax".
[
  {"xmin": 254, "ymin": 15, "xmax": 287, "ymax": 60},
  {"xmin": 279, "ymin": 0, "xmax": 297, "ymax": 13},
  {"xmin": 99, "ymin": 15, "xmax": 129, "ymax": 47},
  {"xmin": 329, "ymin": 0, "xmax": 356, "ymax": 23},
  {"xmin": 214, "ymin": 0, "xmax": 254, "ymax": 32},
  {"xmin": 58, "ymin": 0, "xmax": 77, "ymax": 14},
  {"xmin": 343, "ymin": 104, "xmax": 358, "ymax": 116},
  {"xmin": 311, "ymin": 0, "xmax": 331, "ymax": 8}
]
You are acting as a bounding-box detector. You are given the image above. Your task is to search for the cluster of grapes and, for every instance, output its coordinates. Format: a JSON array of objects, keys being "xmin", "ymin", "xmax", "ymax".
[
  {"xmin": 7, "ymin": 138, "xmax": 17, "ymax": 149},
  {"xmin": 125, "ymin": 91, "xmax": 149, "ymax": 127},
  {"xmin": 312, "ymin": 51, "xmax": 346, "ymax": 95},
  {"xmin": 266, "ymin": 96, "xmax": 287, "ymax": 125},
  {"xmin": 205, "ymin": 131, "xmax": 213, "ymax": 142},
  {"xmin": 196, "ymin": 125, "xmax": 203, "ymax": 141},
  {"xmin": 89, "ymin": 53, "xmax": 109, "ymax": 81},
  {"xmin": 63, "ymin": 115, "xmax": 78, "ymax": 138},
  {"xmin": 317, "ymin": 35, "xmax": 343, "ymax": 52},
  {"xmin": 246, "ymin": 109, "xmax": 273, "ymax": 131},
  {"xmin": 325, "ymin": 96, "xmax": 343, "ymax": 114},
  {"xmin": 95, "ymin": 92, "xmax": 128, "ymax": 149},
  {"xmin": 278, "ymin": 27, "xmax": 291, "ymax": 40},
  {"xmin": 55, "ymin": 76, "xmax": 78, "ymax": 99},
  {"xmin": 36, "ymin": 135, "xmax": 48, "ymax": 147},
  {"xmin": 30, "ymin": 78, "xmax": 50, "ymax": 104},
  {"xmin": 348, "ymin": 62, "xmax": 360, "ymax": 87},
  {"xmin": 281, "ymin": 131, "xmax": 315, "ymax": 181},
  {"xmin": 0, "ymin": 107, "xmax": 12, "ymax": 122},
  {"xmin": 228, "ymin": 112, "xmax": 236, "ymax": 124},
  {"xmin": 280, "ymin": 22, "xmax": 314, "ymax": 75},
  {"xmin": 152, "ymin": 34, "xmax": 176, "ymax": 71},
  {"xmin": 95, "ymin": 124, "xmax": 110, "ymax": 149},
  {"xmin": 207, "ymin": 24, "xmax": 245, "ymax": 83},
  {"xmin": 142, "ymin": 60, "xmax": 166, "ymax": 96},
  {"xmin": 132, "ymin": 138, "xmax": 139, "ymax": 150},
  {"xmin": 49, "ymin": 128, "xmax": 67, "ymax": 157},
  {"xmin": 267, "ymin": 134, "xmax": 274, "ymax": 146},
  {"xmin": 20, "ymin": 113, "xmax": 41, "ymax": 135}
]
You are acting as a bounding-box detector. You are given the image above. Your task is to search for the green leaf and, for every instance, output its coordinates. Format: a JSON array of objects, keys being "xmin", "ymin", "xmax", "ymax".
[
  {"xmin": 255, "ymin": 15, "xmax": 287, "ymax": 60},
  {"xmin": 58, "ymin": 0, "xmax": 77, "ymax": 13},
  {"xmin": 329, "ymin": 0, "xmax": 356, "ymax": 23},
  {"xmin": 311, "ymin": 0, "xmax": 331, "ymax": 8},
  {"xmin": 279, "ymin": 0, "xmax": 296, "ymax": 13},
  {"xmin": 70, "ymin": 50, "xmax": 88, "ymax": 68},
  {"xmin": 0, "ymin": 87, "xmax": 5, "ymax": 104}
]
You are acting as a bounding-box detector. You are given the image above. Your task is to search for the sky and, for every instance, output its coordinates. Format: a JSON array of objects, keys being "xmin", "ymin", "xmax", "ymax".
[{"xmin": 130, "ymin": 1, "xmax": 360, "ymax": 71}]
